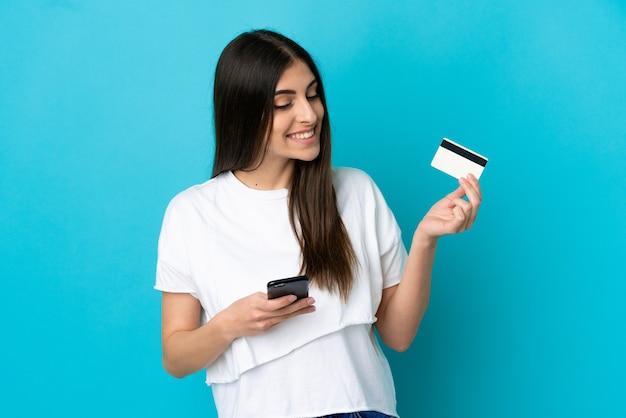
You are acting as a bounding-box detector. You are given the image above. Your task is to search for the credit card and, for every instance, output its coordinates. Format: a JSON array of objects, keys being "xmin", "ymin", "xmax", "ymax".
[{"xmin": 430, "ymin": 138, "xmax": 488, "ymax": 179}]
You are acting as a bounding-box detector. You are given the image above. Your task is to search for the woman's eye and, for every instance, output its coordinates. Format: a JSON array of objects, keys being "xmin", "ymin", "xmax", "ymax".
[{"xmin": 274, "ymin": 102, "xmax": 293, "ymax": 110}]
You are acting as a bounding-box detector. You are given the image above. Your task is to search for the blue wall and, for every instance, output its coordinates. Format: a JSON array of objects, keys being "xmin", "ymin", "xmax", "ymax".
[{"xmin": 1, "ymin": 1, "xmax": 624, "ymax": 417}]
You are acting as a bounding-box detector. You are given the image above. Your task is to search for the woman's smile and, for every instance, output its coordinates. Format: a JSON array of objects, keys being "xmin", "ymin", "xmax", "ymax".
[{"xmin": 287, "ymin": 128, "xmax": 316, "ymax": 141}]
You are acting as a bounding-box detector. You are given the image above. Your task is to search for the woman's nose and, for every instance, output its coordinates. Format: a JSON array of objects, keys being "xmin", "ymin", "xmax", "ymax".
[{"xmin": 295, "ymin": 98, "xmax": 318, "ymax": 124}]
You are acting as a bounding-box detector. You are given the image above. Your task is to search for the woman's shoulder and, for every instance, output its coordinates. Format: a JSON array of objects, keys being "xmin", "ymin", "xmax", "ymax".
[
  {"xmin": 163, "ymin": 175, "xmax": 225, "ymax": 215},
  {"xmin": 332, "ymin": 167, "xmax": 379, "ymax": 192},
  {"xmin": 331, "ymin": 167, "xmax": 384, "ymax": 207}
]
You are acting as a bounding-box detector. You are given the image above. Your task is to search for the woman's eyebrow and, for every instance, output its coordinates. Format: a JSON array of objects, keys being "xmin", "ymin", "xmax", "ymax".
[{"xmin": 274, "ymin": 79, "xmax": 318, "ymax": 96}]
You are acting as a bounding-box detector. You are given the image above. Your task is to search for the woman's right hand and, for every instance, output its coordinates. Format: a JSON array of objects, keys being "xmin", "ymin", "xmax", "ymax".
[
  {"xmin": 219, "ymin": 292, "xmax": 316, "ymax": 340},
  {"xmin": 161, "ymin": 291, "xmax": 315, "ymax": 378}
]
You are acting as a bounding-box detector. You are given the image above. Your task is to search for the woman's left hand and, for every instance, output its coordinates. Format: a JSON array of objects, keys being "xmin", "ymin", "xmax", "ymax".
[{"xmin": 417, "ymin": 173, "xmax": 482, "ymax": 239}]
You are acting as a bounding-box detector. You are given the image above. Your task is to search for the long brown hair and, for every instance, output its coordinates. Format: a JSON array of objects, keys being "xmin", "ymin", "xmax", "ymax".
[{"xmin": 212, "ymin": 29, "xmax": 357, "ymax": 300}]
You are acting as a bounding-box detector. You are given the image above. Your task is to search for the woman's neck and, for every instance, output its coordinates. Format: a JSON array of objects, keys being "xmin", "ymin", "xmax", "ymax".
[{"xmin": 233, "ymin": 161, "xmax": 294, "ymax": 190}]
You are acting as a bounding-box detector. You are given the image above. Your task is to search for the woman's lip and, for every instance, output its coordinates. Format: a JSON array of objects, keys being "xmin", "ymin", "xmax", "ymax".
[
  {"xmin": 286, "ymin": 130, "xmax": 317, "ymax": 145},
  {"xmin": 286, "ymin": 128, "xmax": 316, "ymax": 139}
]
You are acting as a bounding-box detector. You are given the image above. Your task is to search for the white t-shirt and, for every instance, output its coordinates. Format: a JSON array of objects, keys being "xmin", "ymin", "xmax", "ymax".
[{"xmin": 155, "ymin": 168, "xmax": 407, "ymax": 418}]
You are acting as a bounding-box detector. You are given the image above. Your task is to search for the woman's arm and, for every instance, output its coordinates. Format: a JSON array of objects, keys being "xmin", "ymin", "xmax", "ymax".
[
  {"xmin": 375, "ymin": 232, "xmax": 436, "ymax": 352},
  {"xmin": 161, "ymin": 291, "xmax": 316, "ymax": 378},
  {"xmin": 375, "ymin": 174, "xmax": 482, "ymax": 352}
]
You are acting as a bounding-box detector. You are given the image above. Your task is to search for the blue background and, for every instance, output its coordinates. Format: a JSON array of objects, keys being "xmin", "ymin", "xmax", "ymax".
[{"xmin": 1, "ymin": 1, "xmax": 625, "ymax": 417}]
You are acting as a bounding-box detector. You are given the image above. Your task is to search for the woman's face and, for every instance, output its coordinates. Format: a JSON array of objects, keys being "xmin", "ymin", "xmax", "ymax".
[{"xmin": 264, "ymin": 60, "xmax": 325, "ymax": 168}]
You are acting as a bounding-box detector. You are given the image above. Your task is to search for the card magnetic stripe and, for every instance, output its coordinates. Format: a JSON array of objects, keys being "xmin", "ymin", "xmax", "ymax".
[{"xmin": 440, "ymin": 140, "xmax": 488, "ymax": 167}]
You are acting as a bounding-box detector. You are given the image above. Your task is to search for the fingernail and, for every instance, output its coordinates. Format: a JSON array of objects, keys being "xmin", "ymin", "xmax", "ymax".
[
  {"xmin": 308, "ymin": 297, "xmax": 316, "ymax": 305},
  {"xmin": 459, "ymin": 177, "xmax": 467, "ymax": 184},
  {"xmin": 288, "ymin": 295, "xmax": 297, "ymax": 303},
  {"xmin": 468, "ymin": 173, "xmax": 476, "ymax": 180}
]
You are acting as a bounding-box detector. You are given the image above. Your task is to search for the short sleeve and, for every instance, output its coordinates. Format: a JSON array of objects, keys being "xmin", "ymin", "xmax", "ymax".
[
  {"xmin": 371, "ymin": 179, "xmax": 407, "ymax": 289},
  {"xmin": 333, "ymin": 167, "xmax": 408, "ymax": 290},
  {"xmin": 154, "ymin": 196, "xmax": 199, "ymax": 298}
]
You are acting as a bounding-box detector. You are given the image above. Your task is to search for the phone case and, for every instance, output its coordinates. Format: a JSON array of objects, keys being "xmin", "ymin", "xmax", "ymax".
[{"xmin": 267, "ymin": 275, "xmax": 309, "ymax": 300}]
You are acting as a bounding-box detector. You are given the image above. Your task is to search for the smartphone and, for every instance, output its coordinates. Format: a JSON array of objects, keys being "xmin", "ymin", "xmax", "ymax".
[{"xmin": 267, "ymin": 275, "xmax": 309, "ymax": 300}]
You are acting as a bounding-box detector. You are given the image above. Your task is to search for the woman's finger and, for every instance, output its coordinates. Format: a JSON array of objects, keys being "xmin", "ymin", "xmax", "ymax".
[
  {"xmin": 445, "ymin": 186, "xmax": 466, "ymax": 207},
  {"xmin": 263, "ymin": 293, "xmax": 298, "ymax": 310},
  {"xmin": 264, "ymin": 294, "xmax": 315, "ymax": 316},
  {"xmin": 459, "ymin": 176, "xmax": 481, "ymax": 225},
  {"xmin": 260, "ymin": 303, "xmax": 317, "ymax": 331},
  {"xmin": 262, "ymin": 299, "xmax": 316, "ymax": 330},
  {"xmin": 462, "ymin": 175, "xmax": 482, "ymax": 207},
  {"xmin": 450, "ymin": 197, "xmax": 474, "ymax": 231},
  {"xmin": 468, "ymin": 173, "xmax": 482, "ymax": 200}
]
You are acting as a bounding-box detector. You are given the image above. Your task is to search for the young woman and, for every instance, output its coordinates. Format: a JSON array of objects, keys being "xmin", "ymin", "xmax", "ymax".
[{"xmin": 155, "ymin": 29, "xmax": 482, "ymax": 418}]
